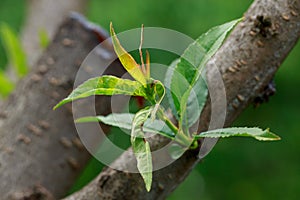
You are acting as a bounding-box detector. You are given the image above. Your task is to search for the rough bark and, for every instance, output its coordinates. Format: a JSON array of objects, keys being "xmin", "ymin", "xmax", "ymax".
[
  {"xmin": 64, "ymin": 0, "xmax": 300, "ymax": 199},
  {"xmin": 22, "ymin": 0, "xmax": 87, "ymax": 67},
  {"xmin": 0, "ymin": 14, "xmax": 124, "ymax": 199}
]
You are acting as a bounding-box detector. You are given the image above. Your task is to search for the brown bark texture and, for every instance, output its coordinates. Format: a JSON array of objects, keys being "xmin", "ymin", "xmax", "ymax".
[{"xmin": 64, "ymin": 0, "xmax": 300, "ymax": 199}]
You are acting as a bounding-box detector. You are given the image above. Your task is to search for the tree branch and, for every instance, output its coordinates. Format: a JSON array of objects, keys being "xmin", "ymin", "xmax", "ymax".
[
  {"xmin": 64, "ymin": 0, "xmax": 300, "ymax": 199},
  {"xmin": 0, "ymin": 14, "xmax": 124, "ymax": 199}
]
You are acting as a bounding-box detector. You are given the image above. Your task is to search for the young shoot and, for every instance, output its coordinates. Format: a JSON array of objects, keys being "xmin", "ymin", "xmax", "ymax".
[{"xmin": 54, "ymin": 20, "xmax": 280, "ymax": 191}]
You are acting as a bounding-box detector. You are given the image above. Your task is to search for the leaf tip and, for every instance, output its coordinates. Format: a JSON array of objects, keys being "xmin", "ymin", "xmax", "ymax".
[
  {"xmin": 274, "ymin": 136, "xmax": 281, "ymax": 141},
  {"xmin": 265, "ymin": 128, "xmax": 281, "ymax": 141},
  {"xmin": 53, "ymin": 99, "xmax": 69, "ymax": 110},
  {"xmin": 53, "ymin": 104, "xmax": 60, "ymax": 110},
  {"xmin": 146, "ymin": 181, "xmax": 152, "ymax": 192},
  {"xmin": 110, "ymin": 22, "xmax": 115, "ymax": 37}
]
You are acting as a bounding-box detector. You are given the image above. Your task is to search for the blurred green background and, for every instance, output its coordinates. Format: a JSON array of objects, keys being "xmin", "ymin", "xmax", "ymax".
[
  {"xmin": 0, "ymin": 0, "xmax": 25, "ymax": 70},
  {"xmin": 1, "ymin": 0, "xmax": 299, "ymax": 199}
]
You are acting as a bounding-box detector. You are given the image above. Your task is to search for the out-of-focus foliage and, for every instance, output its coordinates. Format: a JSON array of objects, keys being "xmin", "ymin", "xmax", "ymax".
[
  {"xmin": 0, "ymin": 23, "xmax": 28, "ymax": 77},
  {"xmin": 0, "ymin": 71, "xmax": 14, "ymax": 97},
  {"xmin": 0, "ymin": 23, "xmax": 28, "ymax": 97},
  {"xmin": 0, "ymin": 0, "xmax": 25, "ymax": 69},
  {"xmin": 0, "ymin": 0, "xmax": 26, "ymax": 97}
]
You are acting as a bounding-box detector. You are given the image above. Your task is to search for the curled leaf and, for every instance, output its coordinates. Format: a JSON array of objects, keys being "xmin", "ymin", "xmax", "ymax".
[
  {"xmin": 110, "ymin": 23, "xmax": 147, "ymax": 85},
  {"xmin": 131, "ymin": 107, "xmax": 154, "ymax": 191}
]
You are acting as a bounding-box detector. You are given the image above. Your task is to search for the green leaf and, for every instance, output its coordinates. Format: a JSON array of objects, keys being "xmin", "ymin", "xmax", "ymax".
[
  {"xmin": 152, "ymin": 79, "xmax": 165, "ymax": 105},
  {"xmin": 131, "ymin": 107, "xmax": 154, "ymax": 191},
  {"xmin": 75, "ymin": 113, "xmax": 175, "ymax": 139},
  {"xmin": 165, "ymin": 59, "xmax": 180, "ymax": 118},
  {"xmin": 0, "ymin": 71, "xmax": 15, "ymax": 97},
  {"xmin": 178, "ymin": 75, "xmax": 208, "ymax": 133},
  {"xmin": 166, "ymin": 61, "xmax": 207, "ymax": 127},
  {"xmin": 0, "ymin": 23, "xmax": 28, "ymax": 77},
  {"xmin": 194, "ymin": 127, "xmax": 281, "ymax": 141},
  {"xmin": 110, "ymin": 23, "xmax": 147, "ymax": 85},
  {"xmin": 54, "ymin": 75, "xmax": 147, "ymax": 109},
  {"xmin": 186, "ymin": 75, "xmax": 208, "ymax": 127},
  {"xmin": 168, "ymin": 19, "xmax": 240, "ymax": 129}
]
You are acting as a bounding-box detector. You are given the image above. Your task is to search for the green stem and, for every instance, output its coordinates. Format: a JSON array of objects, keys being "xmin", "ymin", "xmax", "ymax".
[
  {"xmin": 157, "ymin": 108, "xmax": 178, "ymax": 133},
  {"xmin": 176, "ymin": 131, "xmax": 194, "ymax": 147},
  {"xmin": 156, "ymin": 108, "xmax": 193, "ymax": 146}
]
